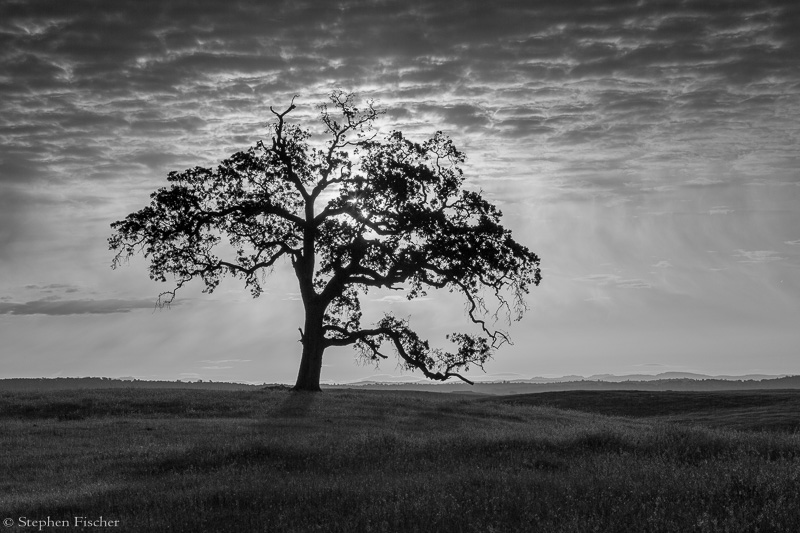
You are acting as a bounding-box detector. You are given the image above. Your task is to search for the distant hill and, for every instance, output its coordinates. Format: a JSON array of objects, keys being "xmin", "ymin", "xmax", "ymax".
[
  {"xmin": 581, "ymin": 372, "xmax": 784, "ymax": 382},
  {"xmin": 0, "ymin": 377, "xmax": 264, "ymax": 392},
  {"xmin": 2, "ymin": 375, "xmax": 799, "ymax": 394},
  {"xmin": 334, "ymin": 375, "xmax": 800, "ymax": 394}
]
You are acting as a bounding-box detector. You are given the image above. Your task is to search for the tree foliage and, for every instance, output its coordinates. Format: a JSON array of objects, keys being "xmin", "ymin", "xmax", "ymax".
[{"xmin": 109, "ymin": 92, "xmax": 541, "ymax": 390}]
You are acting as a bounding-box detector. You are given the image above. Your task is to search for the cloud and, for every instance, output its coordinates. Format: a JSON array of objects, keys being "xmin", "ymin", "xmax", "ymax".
[
  {"xmin": 1, "ymin": 0, "xmax": 797, "ymax": 220},
  {"xmin": 0, "ymin": 298, "xmax": 159, "ymax": 315},
  {"xmin": 785, "ymin": 240, "xmax": 800, "ymax": 246},
  {"xmin": 652, "ymin": 261, "xmax": 672, "ymax": 269},
  {"xmin": 575, "ymin": 274, "xmax": 652, "ymax": 290},
  {"xmin": 734, "ymin": 250, "xmax": 784, "ymax": 264},
  {"xmin": 23, "ymin": 283, "xmax": 82, "ymax": 294},
  {"xmin": 371, "ymin": 294, "xmax": 431, "ymax": 303},
  {"xmin": 686, "ymin": 177, "xmax": 726, "ymax": 187},
  {"xmin": 708, "ymin": 206, "xmax": 734, "ymax": 215}
]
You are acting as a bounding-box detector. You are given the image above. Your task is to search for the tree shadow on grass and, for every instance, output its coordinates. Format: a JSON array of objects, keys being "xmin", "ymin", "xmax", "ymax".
[{"xmin": 273, "ymin": 391, "xmax": 318, "ymax": 418}]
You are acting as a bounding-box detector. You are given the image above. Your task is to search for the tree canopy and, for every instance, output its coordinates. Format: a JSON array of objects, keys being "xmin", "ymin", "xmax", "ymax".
[{"xmin": 109, "ymin": 92, "xmax": 541, "ymax": 391}]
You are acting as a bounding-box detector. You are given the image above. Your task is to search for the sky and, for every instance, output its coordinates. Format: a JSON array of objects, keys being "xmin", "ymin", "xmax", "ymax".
[{"xmin": 1, "ymin": 0, "xmax": 799, "ymax": 384}]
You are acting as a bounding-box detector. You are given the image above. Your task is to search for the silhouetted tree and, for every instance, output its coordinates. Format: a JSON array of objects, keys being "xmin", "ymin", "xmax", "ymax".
[{"xmin": 109, "ymin": 92, "xmax": 541, "ymax": 391}]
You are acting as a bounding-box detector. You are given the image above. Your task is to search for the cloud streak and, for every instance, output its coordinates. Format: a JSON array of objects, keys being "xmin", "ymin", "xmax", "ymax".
[
  {"xmin": 735, "ymin": 250, "xmax": 784, "ymax": 264},
  {"xmin": 575, "ymin": 274, "xmax": 652, "ymax": 290},
  {"xmin": 0, "ymin": 298, "xmax": 159, "ymax": 315}
]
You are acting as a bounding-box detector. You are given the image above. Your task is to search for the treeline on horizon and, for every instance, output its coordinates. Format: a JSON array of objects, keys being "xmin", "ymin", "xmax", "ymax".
[{"xmin": 2, "ymin": 375, "xmax": 800, "ymax": 393}]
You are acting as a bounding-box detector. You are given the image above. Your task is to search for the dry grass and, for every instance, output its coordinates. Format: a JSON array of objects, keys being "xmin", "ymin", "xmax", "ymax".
[{"xmin": 2, "ymin": 388, "xmax": 799, "ymax": 532}]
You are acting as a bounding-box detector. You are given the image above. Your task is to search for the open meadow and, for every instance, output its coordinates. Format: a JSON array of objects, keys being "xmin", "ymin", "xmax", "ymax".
[{"xmin": 2, "ymin": 387, "xmax": 800, "ymax": 532}]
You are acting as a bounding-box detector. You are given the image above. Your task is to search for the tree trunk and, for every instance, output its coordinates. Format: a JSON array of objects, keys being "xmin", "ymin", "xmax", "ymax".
[{"xmin": 293, "ymin": 304, "xmax": 325, "ymax": 392}]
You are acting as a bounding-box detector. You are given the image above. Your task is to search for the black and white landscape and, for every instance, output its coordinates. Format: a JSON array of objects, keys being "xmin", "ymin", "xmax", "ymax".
[{"xmin": 2, "ymin": 1, "xmax": 800, "ymax": 530}]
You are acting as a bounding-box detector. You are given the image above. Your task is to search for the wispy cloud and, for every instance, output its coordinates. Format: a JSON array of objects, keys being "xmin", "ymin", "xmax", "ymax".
[
  {"xmin": 708, "ymin": 206, "xmax": 734, "ymax": 215},
  {"xmin": 575, "ymin": 274, "xmax": 652, "ymax": 290},
  {"xmin": 1, "ymin": 0, "xmax": 797, "ymax": 215},
  {"xmin": 370, "ymin": 294, "xmax": 431, "ymax": 303},
  {"xmin": 22, "ymin": 283, "xmax": 82, "ymax": 295},
  {"xmin": 734, "ymin": 250, "xmax": 784, "ymax": 264},
  {"xmin": 0, "ymin": 298, "xmax": 158, "ymax": 315},
  {"xmin": 686, "ymin": 177, "xmax": 726, "ymax": 187}
]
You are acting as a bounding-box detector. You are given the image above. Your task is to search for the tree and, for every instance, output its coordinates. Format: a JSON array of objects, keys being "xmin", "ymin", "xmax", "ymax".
[{"xmin": 109, "ymin": 92, "xmax": 541, "ymax": 391}]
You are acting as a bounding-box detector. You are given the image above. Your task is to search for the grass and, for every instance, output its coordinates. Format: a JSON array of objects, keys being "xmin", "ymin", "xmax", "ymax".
[
  {"xmin": 1, "ymin": 388, "xmax": 799, "ymax": 532},
  {"xmin": 485, "ymin": 390, "xmax": 800, "ymax": 432}
]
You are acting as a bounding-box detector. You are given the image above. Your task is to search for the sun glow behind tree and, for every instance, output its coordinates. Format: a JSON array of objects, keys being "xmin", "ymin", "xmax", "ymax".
[{"xmin": 109, "ymin": 92, "xmax": 541, "ymax": 390}]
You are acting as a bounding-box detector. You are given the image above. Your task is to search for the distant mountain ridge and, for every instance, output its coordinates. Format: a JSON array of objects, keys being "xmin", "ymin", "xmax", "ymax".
[
  {"xmin": 340, "ymin": 374, "xmax": 800, "ymax": 394},
  {"xmin": 582, "ymin": 372, "xmax": 785, "ymax": 382},
  {"xmin": 347, "ymin": 372, "xmax": 788, "ymax": 386},
  {"xmin": 0, "ymin": 374, "xmax": 797, "ymax": 394}
]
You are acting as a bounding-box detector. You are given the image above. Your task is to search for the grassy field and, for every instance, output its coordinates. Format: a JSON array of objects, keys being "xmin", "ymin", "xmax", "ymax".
[
  {"xmin": 484, "ymin": 389, "xmax": 800, "ymax": 432},
  {"xmin": 1, "ymin": 388, "xmax": 799, "ymax": 532}
]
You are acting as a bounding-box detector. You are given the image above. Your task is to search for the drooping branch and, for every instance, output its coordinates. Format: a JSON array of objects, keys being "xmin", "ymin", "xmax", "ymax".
[{"xmin": 323, "ymin": 316, "xmax": 492, "ymax": 385}]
